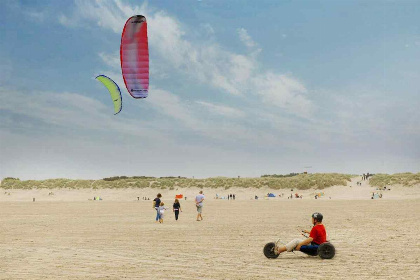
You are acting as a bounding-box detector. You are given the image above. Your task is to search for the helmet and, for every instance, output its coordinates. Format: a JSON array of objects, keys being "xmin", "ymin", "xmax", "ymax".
[{"xmin": 312, "ymin": 212, "xmax": 323, "ymax": 222}]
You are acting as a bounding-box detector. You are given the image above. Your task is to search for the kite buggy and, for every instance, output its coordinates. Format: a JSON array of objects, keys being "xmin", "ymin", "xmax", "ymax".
[
  {"xmin": 263, "ymin": 212, "xmax": 335, "ymax": 259},
  {"xmin": 263, "ymin": 239, "xmax": 336, "ymax": 259}
]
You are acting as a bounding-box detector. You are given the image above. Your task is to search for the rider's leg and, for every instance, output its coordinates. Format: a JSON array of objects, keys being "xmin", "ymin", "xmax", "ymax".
[
  {"xmin": 275, "ymin": 245, "xmax": 287, "ymax": 254},
  {"xmin": 284, "ymin": 238, "xmax": 303, "ymax": 252},
  {"xmin": 275, "ymin": 238, "xmax": 303, "ymax": 254}
]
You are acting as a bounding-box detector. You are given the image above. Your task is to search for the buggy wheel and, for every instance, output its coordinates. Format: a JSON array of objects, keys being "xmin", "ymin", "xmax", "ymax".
[
  {"xmin": 263, "ymin": 242, "xmax": 279, "ymax": 259},
  {"xmin": 317, "ymin": 242, "xmax": 335, "ymax": 259}
]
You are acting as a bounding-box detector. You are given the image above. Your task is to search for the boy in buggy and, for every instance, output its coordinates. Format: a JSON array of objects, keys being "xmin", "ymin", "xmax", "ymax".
[{"xmin": 275, "ymin": 212, "xmax": 327, "ymax": 254}]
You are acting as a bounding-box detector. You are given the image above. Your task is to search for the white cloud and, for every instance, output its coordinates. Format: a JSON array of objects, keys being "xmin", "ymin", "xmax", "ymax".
[
  {"xmin": 26, "ymin": 10, "xmax": 46, "ymax": 22},
  {"xmin": 98, "ymin": 52, "xmax": 121, "ymax": 69},
  {"xmin": 196, "ymin": 101, "xmax": 245, "ymax": 118},
  {"xmin": 96, "ymin": 54, "xmax": 134, "ymax": 98},
  {"xmin": 58, "ymin": 15, "xmax": 73, "ymax": 27},
  {"xmin": 253, "ymin": 73, "xmax": 314, "ymax": 118},
  {"xmin": 62, "ymin": 0, "xmax": 313, "ymax": 118},
  {"xmin": 237, "ymin": 28, "xmax": 256, "ymax": 48},
  {"xmin": 75, "ymin": 0, "xmax": 131, "ymax": 33},
  {"xmin": 144, "ymin": 87, "xmax": 198, "ymax": 128},
  {"xmin": 3, "ymin": 0, "xmax": 419, "ymax": 179},
  {"xmin": 6, "ymin": 2, "xmax": 47, "ymax": 23},
  {"xmin": 0, "ymin": 87, "xmax": 163, "ymax": 140},
  {"xmin": 202, "ymin": 23, "xmax": 215, "ymax": 35},
  {"xmin": 0, "ymin": 56, "xmax": 12, "ymax": 84}
]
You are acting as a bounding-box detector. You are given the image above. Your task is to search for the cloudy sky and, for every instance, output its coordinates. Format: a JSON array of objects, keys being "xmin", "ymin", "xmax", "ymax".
[{"xmin": 1, "ymin": 0, "xmax": 419, "ymax": 180}]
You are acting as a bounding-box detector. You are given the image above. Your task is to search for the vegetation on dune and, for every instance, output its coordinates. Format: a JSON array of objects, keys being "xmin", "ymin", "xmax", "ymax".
[
  {"xmin": 261, "ymin": 173, "xmax": 300, "ymax": 178},
  {"xmin": 3, "ymin": 177, "xmax": 20, "ymax": 181},
  {"xmin": 1, "ymin": 173, "xmax": 353, "ymax": 190},
  {"xmin": 4, "ymin": 173, "xmax": 417, "ymax": 190},
  {"xmin": 370, "ymin": 172, "xmax": 420, "ymax": 187}
]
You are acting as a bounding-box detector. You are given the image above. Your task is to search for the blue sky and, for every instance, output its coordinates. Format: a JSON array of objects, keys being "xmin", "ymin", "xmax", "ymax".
[{"xmin": 1, "ymin": 0, "xmax": 419, "ymax": 180}]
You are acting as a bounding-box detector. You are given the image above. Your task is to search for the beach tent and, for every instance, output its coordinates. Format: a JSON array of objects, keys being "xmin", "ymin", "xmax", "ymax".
[
  {"xmin": 372, "ymin": 193, "xmax": 381, "ymax": 199},
  {"xmin": 175, "ymin": 194, "xmax": 183, "ymax": 199},
  {"xmin": 268, "ymin": 193, "xmax": 276, "ymax": 197}
]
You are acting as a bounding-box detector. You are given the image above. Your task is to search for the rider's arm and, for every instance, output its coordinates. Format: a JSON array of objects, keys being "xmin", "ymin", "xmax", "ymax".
[{"xmin": 296, "ymin": 237, "xmax": 313, "ymax": 250}]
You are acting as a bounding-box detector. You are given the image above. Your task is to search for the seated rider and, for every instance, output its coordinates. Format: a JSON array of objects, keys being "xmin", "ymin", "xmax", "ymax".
[{"xmin": 276, "ymin": 212, "xmax": 327, "ymax": 254}]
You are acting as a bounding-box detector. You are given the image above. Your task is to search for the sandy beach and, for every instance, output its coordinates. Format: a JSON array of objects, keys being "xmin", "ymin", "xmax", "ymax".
[
  {"xmin": 1, "ymin": 178, "xmax": 419, "ymax": 279},
  {"xmin": 3, "ymin": 0, "xmax": 419, "ymax": 278}
]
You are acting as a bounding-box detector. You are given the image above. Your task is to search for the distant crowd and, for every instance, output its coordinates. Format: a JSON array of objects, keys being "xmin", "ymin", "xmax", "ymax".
[
  {"xmin": 362, "ymin": 173, "xmax": 372, "ymax": 180},
  {"xmin": 214, "ymin": 193, "xmax": 237, "ymax": 200}
]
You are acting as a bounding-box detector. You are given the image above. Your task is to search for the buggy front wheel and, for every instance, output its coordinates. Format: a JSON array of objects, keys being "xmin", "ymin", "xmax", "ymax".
[{"xmin": 263, "ymin": 242, "xmax": 279, "ymax": 259}]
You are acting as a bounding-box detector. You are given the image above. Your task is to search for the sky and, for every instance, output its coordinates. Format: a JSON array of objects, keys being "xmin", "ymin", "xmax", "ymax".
[{"xmin": 0, "ymin": 0, "xmax": 419, "ymax": 180}]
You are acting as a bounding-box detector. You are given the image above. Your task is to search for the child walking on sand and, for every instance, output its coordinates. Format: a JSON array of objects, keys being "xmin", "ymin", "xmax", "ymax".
[
  {"xmin": 173, "ymin": 199, "xmax": 182, "ymax": 221},
  {"xmin": 158, "ymin": 202, "xmax": 168, "ymax": 223}
]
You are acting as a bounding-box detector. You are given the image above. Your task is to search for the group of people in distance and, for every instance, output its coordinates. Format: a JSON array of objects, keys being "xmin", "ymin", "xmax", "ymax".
[
  {"xmin": 362, "ymin": 173, "xmax": 371, "ymax": 180},
  {"xmin": 152, "ymin": 191, "xmax": 205, "ymax": 223},
  {"xmin": 227, "ymin": 194, "xmax": 236, "ymax": 200}
]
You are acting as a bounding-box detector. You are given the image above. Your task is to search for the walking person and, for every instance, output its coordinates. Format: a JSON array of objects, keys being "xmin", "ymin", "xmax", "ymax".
[
  {"xmin": 195, "ymin": 190, "xmax": 205, "ymax": 221},
  {"xmin": 158, "ymin": 202, "xmax": 168, "ymax": 223},
  {"xmin": 153, "ymin": 193, "xmax": 162, "ymax": 222},
  {"xmin": 173, "ymin": 198, "xmax": 182, "ymax": 221}
]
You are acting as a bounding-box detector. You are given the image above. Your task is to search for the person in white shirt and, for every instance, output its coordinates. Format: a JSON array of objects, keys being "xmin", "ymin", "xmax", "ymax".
[
  {"xmin": 195, "ymin": 191, "xmax": 205, "ymax": 221},
  {"xmin": 158, "ymin": 202, "xmax": 168, "ymax": 223}
]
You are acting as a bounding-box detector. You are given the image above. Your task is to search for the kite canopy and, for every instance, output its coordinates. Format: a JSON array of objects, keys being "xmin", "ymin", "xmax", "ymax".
[
  {"xmin": 120, "ymin": 15, "xmax": 149, "ymax": 98},
  {"xmin": 95, "ymin": 75, "xmax": 122, "ymax": 114}
]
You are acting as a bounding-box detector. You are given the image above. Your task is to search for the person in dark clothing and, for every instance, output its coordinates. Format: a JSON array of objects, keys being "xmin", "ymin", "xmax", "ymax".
[
  {"xmin": 173, "ymin": 198, "xmax": 182, "ymax": 221},
  {"xmin": 233, "ymin": 194, "xmax": 236, "ymax": 200},
  {"xmin": 153, "ymin": 193, "xmax": 162, "ymax": 222}
]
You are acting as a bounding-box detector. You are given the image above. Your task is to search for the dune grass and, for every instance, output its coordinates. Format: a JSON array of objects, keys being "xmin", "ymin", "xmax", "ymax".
[
  {"xmin": 1, "ymin": 173, "xmax": 353, "ymax": 190},
  {"xmin": 369, "ymin": 172, "xmax": 420, "ymax": 187}
]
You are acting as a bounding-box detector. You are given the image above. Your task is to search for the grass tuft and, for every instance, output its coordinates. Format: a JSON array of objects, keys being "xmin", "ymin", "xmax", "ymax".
[{"xmin": 369, "ymin": 173, "xmax": 420, "ymax": 187}]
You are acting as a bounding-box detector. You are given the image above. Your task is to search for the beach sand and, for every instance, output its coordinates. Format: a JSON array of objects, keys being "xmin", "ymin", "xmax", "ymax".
[{"xmin": 1, "ymin": 179, "xmax": 419, "ymax": 279}]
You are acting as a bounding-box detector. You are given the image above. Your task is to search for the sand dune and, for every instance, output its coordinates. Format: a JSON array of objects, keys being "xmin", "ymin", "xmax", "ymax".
[
  {"xmin": 1, "ymin": 176, "xmax": 419, "ymax": 202},
  {"xmin": 1, "ymin": 178, "xmax": 419, "ymax": 279}
]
